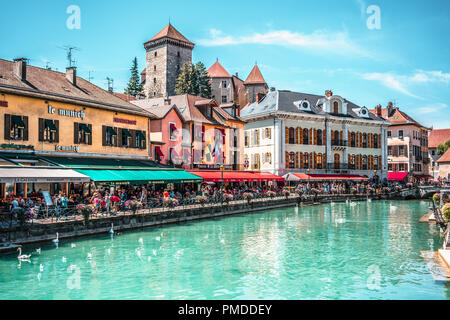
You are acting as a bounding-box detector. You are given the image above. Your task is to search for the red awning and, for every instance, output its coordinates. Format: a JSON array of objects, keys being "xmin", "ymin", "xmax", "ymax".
[
  {"xmin": 188, "ymin": 171, "xmax": 284, "ymax": 182},
  {"xmin": 170, "ymin": 123, "xmax": 177, "ymax": 131},
  {"xmin": 155, "ymin": 146, "xmax": 164, "ymax": 157},
  {"xmin": 388, "ymin": 172, "xmax": 409, "ymax": 181},
  {"xmin": 289, "ymin": 173, "xmax": 369, "ymax": 181}
]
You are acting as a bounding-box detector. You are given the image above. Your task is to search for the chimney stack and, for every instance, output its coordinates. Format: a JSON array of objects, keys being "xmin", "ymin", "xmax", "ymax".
[
  {"xmin": 375, "ymin": 104, "xmax": 382, "ymax": 116},
  {"xmin": 66, "ymin": 67, "xmax": 77, "ymax": 86},
  {"xmin": 387, "ymin": 101, "xmax": 393, "ymax": 117},
  {"xmin": 13, "ymin": 58, "xmax": 27, "ymax": 81},
  {"xmin": 325, "ymin": 90, "xmax": 333, "ymax": 98},
  {"xmin": 164, "ymin": 93, "xmax": 171, "ymax": 105},
  {"xmin": 235, "ymin": 72, "xmax": 238, "ymax": 77}
]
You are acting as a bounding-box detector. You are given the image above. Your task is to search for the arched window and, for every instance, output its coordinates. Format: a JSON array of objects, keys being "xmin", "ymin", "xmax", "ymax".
[
  {"xmin": 303, "ymin": 152, "xmax": 309, "ymax": 169},
  {"xmin": 333, "ymin": 131, "xmax": 340, "ymax": 145},
  {"xmin": 288, "ymin": 127, "xmax": 295, "ymax": 144},
  {"xmin": 362, "ymin": 133, "xmax": 367, "ymax": 148},
  {"xmin": 289, "ymin": 152, "xmax": 295, "ymax": 169},
  {"xmin": 303, "ymin": 128, "xmax": 309, "ymax": 145},
  {"xmin": 362, "ymin": 155, "xmax": 368, "ymax": 170},
  {"xmin": 350, "ymin": 132, "xmax": 356, "ymax": 147},
  {"xmin": 317, "ymin": 129, "xmax": 323, "ymax": 145},
  {"xmin": 333, "ymin": 101, "xmax": 339, "ymax": 114},
  {"xmin": 349, "ymin": 154, "xmax": 355, "ymax": 169},
  {"xmin": 334, "ymin": 154, "xmax": 340, "ymax": 169},
  {"xmin": 317, "ymin": 153, "xmax": 323, "ymax": 169}
]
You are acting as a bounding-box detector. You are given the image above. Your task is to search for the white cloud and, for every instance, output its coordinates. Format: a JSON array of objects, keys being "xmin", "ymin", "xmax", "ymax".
[
  {"xmin": 415, "ymin": 103, "xmax": 448, "ymax": 114},
  {"xmin": 410, "ymin": 70, "xmax": 450, "ymax": 84},
  {"xmin": 197, "ymin": 29, "xmax": 369, "ymax": 57},
  {"xmin": 362, "ymin": 72, "xmax": 421, "ymax": 98}
]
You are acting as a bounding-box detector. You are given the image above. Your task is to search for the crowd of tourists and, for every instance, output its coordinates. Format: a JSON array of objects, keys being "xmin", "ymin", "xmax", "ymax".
[{"xmin": 0, "ymin": 179, "xmax": 430, "ymax": 221}]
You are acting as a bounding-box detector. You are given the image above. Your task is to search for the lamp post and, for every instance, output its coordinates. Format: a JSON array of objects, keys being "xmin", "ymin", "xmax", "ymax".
[{"xmin": 220, "ymin": 164, "xmax": 224, "ymax": 204}]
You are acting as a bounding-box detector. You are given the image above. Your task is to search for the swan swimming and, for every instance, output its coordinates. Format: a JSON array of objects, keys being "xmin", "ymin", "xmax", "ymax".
[
  {"xmin": 87, "ymin": 253, "xmax": 93, "ymax": 260},
  {"xmin": 138, "ymin": 238, "xmax": 144, "ymax": 245},
  {"xmin": 71, "ymin": 243, "xmax": 76, "ymax": 248},
  {"xmin": 35, "ymin": 248, "xmax": 41, "ymax": 254},
  {"xmin": 155, "ymin": 236, "xmax": 161, "ymax": 241},
  {"xmin": 17, "ymin": 247, "xmax": 31, "ymax": 261},
  {"xmin": 109, "ymin": 223, "xmax": 114, "ymax": 235},
  {"xmin": 62, "ymin": 257, "xmax": 67, "ymax": 263},
  {"xmin": 52, "ymin": 232, "xmax": 59, "ymax": 244}
]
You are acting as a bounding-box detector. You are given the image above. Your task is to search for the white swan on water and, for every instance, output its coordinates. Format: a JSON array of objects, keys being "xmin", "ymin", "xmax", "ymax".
[
  {"xmin": 17, "ymin": 247, "xmax": 31, "ymax": 261},
  {"xmin": 139, "ymin": 237, "xmax": 144, "ymax": 245},
  {"xmin": 109, "ymin": 223, "xmax": 114, "ymax": 235},
  {"xmin": 87, "ymin": 253, "xmax": 93, "ymax": 260},
  {"xmin": 35, "ymin": 248, "xmax": 41, "ymax": 254},
  {"xmin": 52, "ymin": 233, "xmax": 59, "ymax": 244}
]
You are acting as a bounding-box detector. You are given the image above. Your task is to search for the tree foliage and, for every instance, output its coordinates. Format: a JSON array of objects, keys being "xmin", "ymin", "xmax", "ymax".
[
  {"xmin": 124, "ymin": 57, "xmax": 143, "ymax": 97},
  {"xmin": 437, "ymin": 140, "xmax": 450, "ymax": 156},
  {"xmin": 175, "ymin": 62, "xmax": 212, "ymax": 98}
]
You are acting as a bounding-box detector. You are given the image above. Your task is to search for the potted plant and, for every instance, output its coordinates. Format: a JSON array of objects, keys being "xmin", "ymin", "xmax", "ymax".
[
  {"xmin": 442, "ymin": 203, "xmax": 450, "ymax": 222},
  {"xmin": 267, "ymin": 190, "xmax": 276, "ymax": 198},
  {"xmin": 195, "ymin": 195, "xmax": 209, "ymax": 207},
  {"xmin": 125, "ymin": 200, "xmax": 143, "ymax": 214},
  {"xmin": 243, "ymin": 192, "xmax": 254, "ymax": 205},
  {"xmin": 164, "ymin": 198, "xmax": 179, "ymax": 209},
  {"xmin": 433, "ymin": 193, "xmax": 440, "ymax": 206},
  {"xmin": 76, "ymin": 204, "xmax": 96, "ymax": 225},
  {"xmin": 222, "ymin": 193, "xmax": 234, "ymax": 205}
]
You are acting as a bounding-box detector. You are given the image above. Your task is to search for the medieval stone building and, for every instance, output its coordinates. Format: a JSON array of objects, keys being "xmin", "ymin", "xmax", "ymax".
[{"xmin": 143, "ymin": 24, "xmax": 194, "ymax": 98}]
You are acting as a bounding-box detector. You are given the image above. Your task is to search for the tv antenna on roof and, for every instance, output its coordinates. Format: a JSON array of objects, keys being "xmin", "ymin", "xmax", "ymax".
[
  {"xmin": 58, "ymin": 45, "xmax": 80, "ymax": 67},
  {"xmin": 88, "ymin": 70, "xmax": 94, "ymax": 82},
  {"xmin": 106, "ymin": 77, "xmax": 114, "ymax": 92}
]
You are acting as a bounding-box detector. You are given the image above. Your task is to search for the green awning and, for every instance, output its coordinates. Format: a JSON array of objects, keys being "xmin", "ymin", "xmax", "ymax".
[
  {"xmin": 45, "ymin": 119, "xmax": 57, "ymax": 132},
  {"xmin": 107, "ymin": 127, "xmax": 117, "ymax": 136},
  {"xmin": 122, "ymin": 129, "xmax": 132, "ymax": 137},
  {"xmin": 79, "ymin": 123, "xmax": 91, "ymax": 134},
  {"xmin": 74, "ymin": 169, "xmax": 203, "ymax": 184},
  {"xmin": 12, "ymin": 115, "xmax": 25, "ymax": 129},
  {"xmin": 136, "ymin": 130, "xmax": 146, "ymax": 140}
]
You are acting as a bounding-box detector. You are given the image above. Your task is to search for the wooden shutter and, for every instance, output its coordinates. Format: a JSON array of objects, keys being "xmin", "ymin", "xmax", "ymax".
[
  {"xmin": 300, "ymin": 153, "xmax": 304, "ymax": 169},
  {"xmin": 285, "ymin": 127, "xmax": 289, "ymax": 144},
  {"xmin": 295, "ymin": 152, "xmax": 299, "ymax": 168},
  {"xmin": 88, "ymin": 124, "xmax": 92, "ymax": 145},
  {"xmin": 131, "ymin": 130, "xmax": 136, "ymax": 148},
  {"xmin": 22, "ymin": 116, "xmax": 28, "ymax": 141},
  {"xmin": 314, "ymin": 129, "xmax": 317, "ymax": 145},
  {"xmin": 118, "ymin": 128, "xmax": 122, "ymax": 147},
  {"xmin": 74, "ymin": 123, "xmax": 79, "ymax": 144},
  {"xmin": 4, "ymin": 114, "xmax": 10, "ymax": 140},
  {"xmin": 378, "ymin": 135, "xmax": 381, "ymax": 148},
  {"xmin": 300, "ymin": 128, "xmax": 303, "ymax": 144},
  {"xmin": 339, "ymin": 131, "xmax": 343, "ymax": 143},
  {"xmin": 141, "ymin": 130, "xmax": 147, "ymax": 149},
  {"xmin": 55, "ymin": 120, "xmax": 59, "ymax": 143},
  {"xmin": 102, "ymin": 126, "xmax": 107, "ymax": 146},
  {"xmin": 323, "ymin": 129, "xmax": 327, "ymax": 146},
  {"xmin": 309, "ymin": 129, "xmax": 313, "ymax": 145},
  {"xmin": 285, "ymin": 151, "xmax": 289, "ymax": 169},
  {"xmin": 38, "ymin": 118, "xmax": 44, "ymax": 142},
  {"xmin": 295, "ymin": 128, "xmax": 299, "ymax": 144}
]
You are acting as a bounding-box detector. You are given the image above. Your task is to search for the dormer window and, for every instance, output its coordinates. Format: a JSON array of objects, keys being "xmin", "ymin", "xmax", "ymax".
[
  {"xmin": 333, "ymin": 101, "xmax": 339, "ymax": 114},
  {"xmin": 358, "ymin": 107, "xmax": 370, "ymax": 118},
  {"xmin": 294, "ymin": 100, "xmax": 311, "ymax": 111}
]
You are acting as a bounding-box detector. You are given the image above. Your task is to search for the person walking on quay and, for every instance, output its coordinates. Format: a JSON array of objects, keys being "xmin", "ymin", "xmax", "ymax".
[
  {"xmin": 59, "ymin": 193, "xmax": 68, "ymax": 219},
  {"xmin": 104, "ymin": 190, "xmax": 111, "ymax": 215},
  {"xmin": 120, "ymin": 189, "xmax": 127, "ymax": 211}
]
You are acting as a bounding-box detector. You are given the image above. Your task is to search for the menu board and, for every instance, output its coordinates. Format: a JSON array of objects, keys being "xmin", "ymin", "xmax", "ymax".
[{"xmin": 41, "ymin": 191, "xmax": 54, "ymax": 206}]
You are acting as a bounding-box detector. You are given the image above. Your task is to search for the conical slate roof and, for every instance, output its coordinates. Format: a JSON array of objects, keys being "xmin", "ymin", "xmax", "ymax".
[
  {"xmin": 147, "ymin": 23, "xmax": 194, "ymax": 45},
  {"xmin": 207, "ymin": 60, "xmax": 231, "ymax": 78},
  {"xmin": 244, "ymin": 64, "xmax": 266, "ymax": 85}
]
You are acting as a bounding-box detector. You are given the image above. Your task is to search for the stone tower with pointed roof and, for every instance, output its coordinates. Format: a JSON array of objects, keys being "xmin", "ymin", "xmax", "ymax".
[
  {"xmin": 207, "ymin": 60, "xmax": 234, "ymax": 104},
  {"xmin": 144, "ymin": 24, "xmax": 194, "ymax": 98},
  {"xmin": 244, "ymin": 64, "xmax": 268, "ymax": 104}
]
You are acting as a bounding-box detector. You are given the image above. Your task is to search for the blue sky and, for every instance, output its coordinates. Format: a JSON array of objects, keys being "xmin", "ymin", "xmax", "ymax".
[{"xmin": 1, "ymin": 0, "xmax": 449, "ymax": 128}]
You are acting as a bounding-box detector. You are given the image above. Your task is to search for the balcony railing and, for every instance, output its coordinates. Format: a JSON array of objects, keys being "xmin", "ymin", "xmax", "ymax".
[{"xmin": 331, "ymin": 140, "xmax": 348, "ymax": 147}]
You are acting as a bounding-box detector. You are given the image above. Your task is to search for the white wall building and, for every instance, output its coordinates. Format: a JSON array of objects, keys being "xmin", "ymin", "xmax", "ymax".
[{"xmin": 240, "ymin": 89, "xmax": 390, "ymax": 181}]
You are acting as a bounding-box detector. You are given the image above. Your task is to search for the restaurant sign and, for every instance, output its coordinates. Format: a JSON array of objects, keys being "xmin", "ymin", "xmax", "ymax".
[
  {"xmin": 113, "ymin": 117, "xmax": 137, "ymax": 125},
  {"xmin": 1, "ymin": 143, "xmax": 34, "ymax": 150},
  {"xmin": 55, "ymin": 145, "xmax": 79, "ymax": 152},
  {"xmin": 48, "ymin": 105, "xmax": 86, "ymax": 120},
  {"xmin": 193, "ymin": 164, "xmax": 233, "ymax": 170}
]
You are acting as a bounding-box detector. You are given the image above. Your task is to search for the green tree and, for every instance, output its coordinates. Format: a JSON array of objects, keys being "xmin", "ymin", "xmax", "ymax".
[
  {"xmin": 175, "ymin": 62, "xmax": 212, "ymax": 98},
  {"xmin": 437, "ymin": 140, "xmax": 450, "ymax": 155},
  {"xmin": 124, "ymin": 57, "xmax": 143, "ymax": 97},
  {"xmin": 196, "ymin": 62, "xmax": 212, "ymax": 99}
]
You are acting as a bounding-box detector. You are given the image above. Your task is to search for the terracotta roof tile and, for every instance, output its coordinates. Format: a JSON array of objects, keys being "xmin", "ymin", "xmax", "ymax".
[
  {"xmin": 437, "ymin": 148, "xmax": 450, "ymax": 163},
  {"xmin": 113, "ymin": 92, "xmax": 137, "ymax": 102},
  {"xmin": 147, "ymin": 24, "xmax": 193, "ymax": 45},
  {"xmin": 429, "ymin": 129, "xmax": 450, "ymax": 148},
  {"xmin": 207, "ymin": 61, "xmax": 231, "ymax": 78},
  {"xmin": 0, "ymin": 59, "xmax": 151, "ymax": 117},
  {"xmin": 244, "ymin": 64, "xmax": 266, "ymax": 85}
]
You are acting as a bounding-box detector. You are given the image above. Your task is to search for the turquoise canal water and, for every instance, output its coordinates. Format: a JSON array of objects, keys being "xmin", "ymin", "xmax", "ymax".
[{"xmin": 0, "ymin": 200, "xmax": 449, "ymax": 300}]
